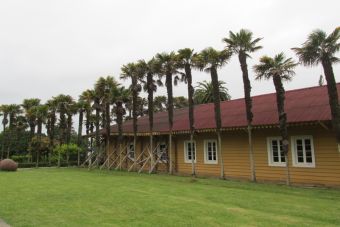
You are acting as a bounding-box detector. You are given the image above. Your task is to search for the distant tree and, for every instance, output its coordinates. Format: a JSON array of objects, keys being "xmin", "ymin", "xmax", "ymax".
[
  {"xmin": 173, "ymin": 96, "xmax": 189, "ymax": 109},
  {"xmin": 319, "ymin": 75, "xmax": 324, "ymax": 86},
  {"xmin": 0, "ymin": 105, "xmax": 10, "ymax": 159},
  {"xmin": 154, "ymin": 96, "xmax": 167, "ymax": 112},
  {"xmin": 22, "ymin": 98, "xmax": 40, "ymax": 160},
  {"xmin": 194, "ymin": 80, "xmax": 231, "ymax": 104},
  {"xmin": 292, "ymin": 27, "xmax": 340, "ymax": 151}
]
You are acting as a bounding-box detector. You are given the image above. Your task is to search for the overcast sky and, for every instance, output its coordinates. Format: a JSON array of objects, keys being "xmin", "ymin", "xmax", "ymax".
[{"xmin": 0, "ymin": 0, "xmax": 339, "ymax": 105}]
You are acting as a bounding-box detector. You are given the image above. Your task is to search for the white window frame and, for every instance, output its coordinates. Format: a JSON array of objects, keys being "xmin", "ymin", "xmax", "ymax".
[
  {"xmin": 266, "ymin": 137, "xmax": 286, "ymax": 167},
  {"xmin": 291, "ymin": 135, "xmax": 315, "ymax": 168},
  {"xmin": 204, "ymin": 140, "xmax": 218, "ymax": 164},
  {"xmin": 157, "ymin": 142, "xmax": 168, "ymax": 163},
  {"xmin": 127, "ymin": 142, "xmax": 135, "ymax": 161},
  {"xmin": 184, "ymin": 140, "xmax": 196, "ymax": 164}
]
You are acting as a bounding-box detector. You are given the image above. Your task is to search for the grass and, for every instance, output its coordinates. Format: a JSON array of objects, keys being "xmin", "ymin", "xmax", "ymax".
[{"xmin": 1, "ymin": 168, "xmax": 340, "ymax": 227}]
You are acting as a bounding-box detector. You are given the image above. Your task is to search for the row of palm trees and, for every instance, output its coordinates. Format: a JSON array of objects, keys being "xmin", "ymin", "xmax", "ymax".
[
  {"xmin": 0, "ymin": 27, "xmax": 338, "ymax": 184},
  {"xmin": 114, "ymin": 27, "xmax": 339, "ymax": 184}
]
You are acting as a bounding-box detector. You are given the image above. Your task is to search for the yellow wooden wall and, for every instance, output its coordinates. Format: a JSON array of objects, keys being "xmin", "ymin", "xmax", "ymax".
[
  {"xmin": 174, "ymin": 125, "xmax": 340, "ymax": 187},
  {"xmin": 108, "ymin": 125, "xmax": 340, "ymax": 187}
]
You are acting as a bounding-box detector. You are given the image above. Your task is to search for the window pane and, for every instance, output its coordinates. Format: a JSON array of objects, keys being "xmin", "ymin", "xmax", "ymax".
[{"xmin": 271, "ymin": 140, "xmax": 279, "ymax": 163}]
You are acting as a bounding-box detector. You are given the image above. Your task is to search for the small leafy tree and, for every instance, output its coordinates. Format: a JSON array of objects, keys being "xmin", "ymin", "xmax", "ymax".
[{"xmin": 53, "ymin": 143, "xmax": 81, "ymax": 167}]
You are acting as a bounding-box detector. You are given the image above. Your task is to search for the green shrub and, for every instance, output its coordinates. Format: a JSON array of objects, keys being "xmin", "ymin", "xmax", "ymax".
[{"xmin": 11, "ymin": 154, "xmax": 31, "ymax": 163}]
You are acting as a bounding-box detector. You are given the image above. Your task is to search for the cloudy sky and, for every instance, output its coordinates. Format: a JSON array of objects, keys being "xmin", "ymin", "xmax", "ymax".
[{"xmin": 0, "ymin": 0, "xmax": 339, "ymax": 105}]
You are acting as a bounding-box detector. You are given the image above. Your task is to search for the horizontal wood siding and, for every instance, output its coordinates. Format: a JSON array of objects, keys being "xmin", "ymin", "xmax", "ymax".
[{"xmin": 108, "ymin": 125, "xmax": 340, "ymax": 187}]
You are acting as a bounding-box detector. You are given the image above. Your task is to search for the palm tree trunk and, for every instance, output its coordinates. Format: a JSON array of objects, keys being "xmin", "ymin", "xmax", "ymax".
[
  {"xmin": 105, "ymin": 103, "xmax": 111, "ymax": 167},
  {"xmin": 147, "ymin": 72, "xmax": 155, "ymax": 172},
  {"xmin": 1, "ymin": 119, "xmax": 7, "ymax": 160},
  {"xmin": 210, "ymin": 67, "xmax": 224, "ymax": 179},
  {"xmin": 28, "ymin": 124, "xmax": 35, "ymax": 162},
  {"xmin": 36, "ymin": 120, "xmax": 42, "ymax": 168},
  {"xmin": 321, "ymin": 58, "xmax": 340, "ymax": 151},
  {"xmin": 49, "ymin": 112, "xmax": 55, "ymax": 166},
  {"xmin": 95, "ymin": 98, "xmax": 101, "ymax": 150},
  {"xmin": 132, "ymin": 77, "xmax": 138, "ymax": 171},
  {"xmin": 166, "ymin": 72, "xmax": 174, "ymax": 174},
  {"xmin": 273, "ymin": 75, "xmax": 290, "ymax": 185},
  {"xmin": 77, "ymin": 109, "xmax": 84, "ymax": 166},
  {"xmin": 239, "ymin": 52, "xmax": 256, "ymax": 182},
  {"xmin": 185, "ymin": 64, "xmax": 196, "ymax": 176}
]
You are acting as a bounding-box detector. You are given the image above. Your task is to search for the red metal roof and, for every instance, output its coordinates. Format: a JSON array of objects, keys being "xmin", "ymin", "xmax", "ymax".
[{"xmin": 110, "ymin": 84, "xmax": 336, "ymax": 134}]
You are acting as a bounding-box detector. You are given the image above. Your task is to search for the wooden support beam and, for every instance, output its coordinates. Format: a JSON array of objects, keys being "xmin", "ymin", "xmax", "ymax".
[
  {"xmin": 318, "ymin": 121, "xmax": 330, "ymax": 130},
  {"xmin": 128, "ymin": 145, "xmax": 149, "ymax": 172},
  {"xmin": 100, "ymin": 148, "xmax": 117, "ymax": 170},
  {"xmin": 149, "ymin": 145, "xmax": 168, "ymax": 174},
  {"xmin": 107, "ymin": 143, "xmax": 128, "ymax": 169}
]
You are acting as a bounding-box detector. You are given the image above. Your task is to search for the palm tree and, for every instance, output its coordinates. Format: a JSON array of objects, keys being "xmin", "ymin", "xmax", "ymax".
[
  {"xmin": 173, "ymin": 96, "xmax": 189, "ymax": 109},
  {"xmin": 223, "ymin": 29, "xmax": 263, "ymax": 182},
  {"xmin": 176, "ymin": 48, "xmax": 197, "ymax": 175},
  {"xmin": 80, "ymin": 89, "xmax": 95, "ymax": 152},
  {"xmin": 155, "ymin": 52, "xmax": 178, "ymax": 174},
  {"xmin": 32, "ymin": 104, "xmax": 48, "ymax": 167},
  {"xmin": 54, "ymin": 94, "xmax": 73, "ymax": 166},
  {"xmin": 194, "ymin": 80, "xmax": 231, "ymax": 104},
  {"xmin": 254, "ymin": 53, "xmax": 298, "ymax": 186},
  {"xmin": 154, "ymin": 96, "xmax": 167, "ymax": 112},
  {"xmin": 121, "ymin": 63, "xmax": 141, "ymax": 169},
  {"xmin": 22, "ymin": 99, "xmax": 40, "ymax": 138},
  {"xmin": 76, "ymin": 99, "xmax": 86, "ymax": 166},
  {"xmin": 0, "ymin": 105, "xmax": 9, "ymax": 159},
  {"xmin": 6, "ymin": 104, "xmax": 22, "ymax": 158},
  {"xmin": 46, "ymin": 98, "xmax": 58, "ymax": 164},
  {"xmin": 112, "ymin": 86, "xmax": 130, "ymax": 165},
  {"xmin": 292, "ymin": 27, "xmax": 340, "ymax": 150},
  {"xmin": 137, "ymin": 59, "xmax": 161, "ymax": 170},
  {"xmin": 7, "ymin": 104, "xmax": 22, "ymax": 129},
  {"xmin": 95, "ymin": 76, "xmax": 119, "ymax": 163},
  {"xmin": 196, "ymin": 47, "xmax": 232, "ymax": 179}
]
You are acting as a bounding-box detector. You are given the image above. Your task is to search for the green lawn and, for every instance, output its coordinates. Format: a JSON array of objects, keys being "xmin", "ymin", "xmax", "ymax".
[{"xmin": 1, "ymin": 169, "xmax": 340, "ymax": 227}]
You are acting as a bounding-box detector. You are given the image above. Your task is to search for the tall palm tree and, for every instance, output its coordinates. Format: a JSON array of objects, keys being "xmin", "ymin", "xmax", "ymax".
[
  {"xmin": 176, "ymin": 48, "xmax": 198, "ymax": 175},
  {"xmin": 32, "ymin": 104, "xmax": 48, "ymax": 167},
  {"xmin": 22, "ymin": 99, "xmax": 40, "ymax": 139},
  {"xmin": 46, "ymin": 98, "xmax": 58, "ymax": 164},
  {"xmin": 7, "ymin": 104, "xmax": 22, "ymax": 129},
  {"xmin": 196, "ymin": 47, "xmax": 232, "ymax": 179},
  {"xmin": 80, "ymin": 89, "xmax": 95, "ymax": 152},
  {"xmin": 292, "ymin": 27, "xmax": 340, "ymax": 150},
  {"xmin": 223, "ymin": 29, "xmax": 263, "ymax": 182},
  {"xmin": 6, "ymin": 104, "xmax": 22, "ymax": 158},
  {"xmin": 22, "ymin": 98, "xmax": 40, "ymax": 162},
  {"xmin": 254, "ymin": 53, "xmax": 298, "ymax": 186},
  {"xmin": 95, "ymin": 76, "xmax": 119, "ymax": 163},
  {"xmin": 112, "ymin": 86, "xmax": 130, "ymax": 166},
  {"xmin": 0, "ymin": 105, "xmax": 9, "ymax": 159},
  {"xmin": 76, "ymin": 99, "xmax": 86, "ymax": 166},
  {"xmin": 194, "ymin": 80, "xmax": 231, "ymax": 104},
  {"xmin": 155, "ymin": 52, "xmax": 178, "ymax": 174},
  {"xmin": 121, "ymin": 63, "xmax": 141, "ymax": 169},
  {"xmin": 137, "ymin": 59, "xmax": 161, "ymax": 170}
]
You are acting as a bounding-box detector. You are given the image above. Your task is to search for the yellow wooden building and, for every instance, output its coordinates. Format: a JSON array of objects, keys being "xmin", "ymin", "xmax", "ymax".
[{"xmin": 98, "ymin": 84, "xmax": 340, "ymax": 187}]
